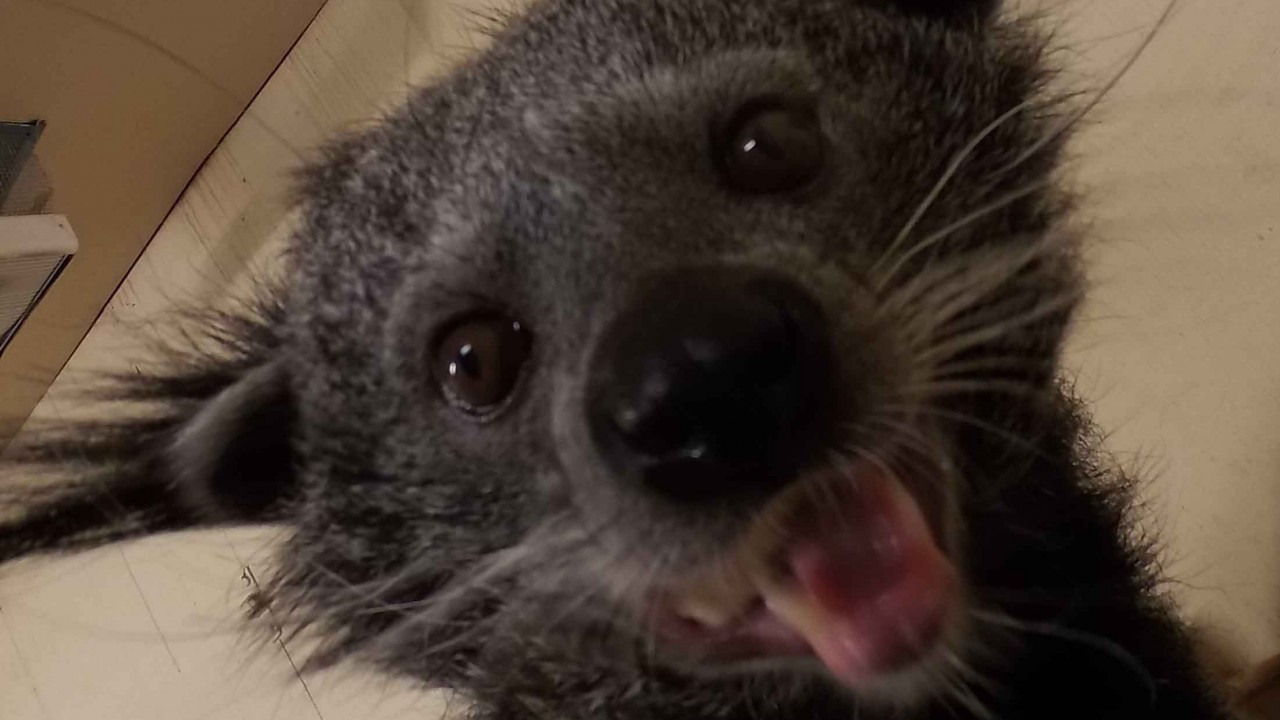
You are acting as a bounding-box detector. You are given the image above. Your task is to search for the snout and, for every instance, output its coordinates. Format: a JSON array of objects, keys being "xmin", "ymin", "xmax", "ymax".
[
  {"xmin": 586, "ymin": 270, "xmax": 834, "ymax": 503},
  {"xmin": 581, "ymin": 268, "xmax": 962, "ymax": 689}
]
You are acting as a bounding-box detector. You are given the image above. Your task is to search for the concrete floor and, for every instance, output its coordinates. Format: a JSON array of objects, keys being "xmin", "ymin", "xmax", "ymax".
[{"xmin": 2, "ymin": 0, "xmax": 1278, "ymax": 717}]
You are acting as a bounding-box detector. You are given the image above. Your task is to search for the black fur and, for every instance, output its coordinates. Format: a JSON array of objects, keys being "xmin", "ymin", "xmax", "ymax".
[
  {"xmin": 1, "ymin": 1, "xmax": 1229, "ymax": 718},
  {"xmin": 0, "ymin": 298, "xmax": 292, "ymax": 562}
]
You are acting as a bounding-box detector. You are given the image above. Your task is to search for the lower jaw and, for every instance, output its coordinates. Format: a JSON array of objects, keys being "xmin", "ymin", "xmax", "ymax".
[
  {"xmin": 643, "ymin": 647, "xmax": 964, "ymax": 714},
  {"xmin": 654, "ymin": 591, "xmax": 967, "ymax": 692},
  {"xmin": 645, "ymin": 456, "xmax": 964, "ymax": 689},
  {"xmin": 659, "ymin": 604, "xmax": 812, "ymax": 660}
]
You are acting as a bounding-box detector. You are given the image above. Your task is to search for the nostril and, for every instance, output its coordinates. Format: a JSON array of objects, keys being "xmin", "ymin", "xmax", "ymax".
[{"xmin": 610, "ymin": 400, "xmax": 699, "ymax": 458}]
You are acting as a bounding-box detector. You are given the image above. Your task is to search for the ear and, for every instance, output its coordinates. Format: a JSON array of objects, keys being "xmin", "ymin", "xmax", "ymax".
[
  {"xmin": 1, "ymin": 348, "xmax": 297, "ymax": 563},
  {"xmin": 166, "ymin": 358, "xmax": 296, "ymax": 520},
  {"xmin": 873, "ymin": 0, "xmax": 1001, "ymax": 25}
]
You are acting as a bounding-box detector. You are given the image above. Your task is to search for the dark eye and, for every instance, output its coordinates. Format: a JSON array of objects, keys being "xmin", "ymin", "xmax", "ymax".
[
  {"xmin": 432, "ymin": 314, "xmax": 532, "ymax": 415},
  {"xmin": 716, "ymin": 98, "xmax": 825, "ymax": 195}
]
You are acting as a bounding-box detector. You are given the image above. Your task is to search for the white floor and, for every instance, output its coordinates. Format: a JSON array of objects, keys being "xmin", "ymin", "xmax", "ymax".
[{"xmin": 2, "ymin": 0, "xmax": 1278, "ymax": 718}]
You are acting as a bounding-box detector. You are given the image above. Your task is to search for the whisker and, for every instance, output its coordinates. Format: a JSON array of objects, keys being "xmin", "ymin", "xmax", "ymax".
[
  {"xmin": 912, "ymin": 290, "xmax": 1080, "ymax": 369},
  {"xmin": 879, "ymin": 403, "xmax": 1042, "ymax": 457},
  {"xmin": 925, "ymin": 355, "xmax": 1050, "ymax": 380},
  {"xmin": 876, "ymin": 100, "xmax": 1036, "ymax": 274},
  {"xmin": 969, "ymin": 608, "xmax": 1158, "ymax": 706},
  {"xmin": 876, "ymin": 177, "xmax": 1058, "ymax": 292},
  {"xmin": 888, "ymin": 235, "xmax": 1070, "ymax": 338},
  {"xmin": 943, "ymin": 648, "xmax": 1003, "ymax": 696},
  {"xmin": 919, "ymin": 274, "xmax": 1074, "ymax": 345},
  {"xmin": 902, "ymin": 379, "xmax": 1053, "ymax": 404},
  {"xmin": 840, "ymin": 418, "xmax": 953, "ymax": 495},
  {"xmin": 879, "ymin": 0, "xmax": 1178, "ymax": 296},
  {"xmin": 986, "ymin": 0, "xmax": 1180, "ymax": 188}
]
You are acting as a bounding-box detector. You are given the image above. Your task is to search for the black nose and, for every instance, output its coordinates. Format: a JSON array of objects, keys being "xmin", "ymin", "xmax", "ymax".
[{"xmin": 587, "ymin": 272, "xmax": 832, "ymax": 503}]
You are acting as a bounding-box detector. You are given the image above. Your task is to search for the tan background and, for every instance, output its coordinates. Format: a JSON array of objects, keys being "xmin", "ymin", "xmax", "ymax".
[
  {"xmin": 0, "ymin": 0, "xmax": 327, "ymax": 441},
  {"xmin": 2, "ymin": 0, "xmax": 1278, "ymax": 717}
]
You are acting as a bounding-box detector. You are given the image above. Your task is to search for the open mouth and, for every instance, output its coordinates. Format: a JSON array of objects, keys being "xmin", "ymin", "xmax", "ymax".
[{"xmin": 652, "ymin": 459, "xmax": 958, "ymax": 688}]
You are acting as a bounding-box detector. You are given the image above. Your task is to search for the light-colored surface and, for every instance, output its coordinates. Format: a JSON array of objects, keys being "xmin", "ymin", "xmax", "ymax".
[
  {"xmin": 0, "ymin": 0, "xmax": 325, "ymax": 441},
  {"xmin": 1060, "ymin": 0, "xmax": 1280, "ymax": 668},
  {"xmin": 1, "ymin": 0, "xmax": 1278, "ymax": 717},
  {"xmin": 0, "ymin": 215, "xmax": 78, "ymax": 257}
]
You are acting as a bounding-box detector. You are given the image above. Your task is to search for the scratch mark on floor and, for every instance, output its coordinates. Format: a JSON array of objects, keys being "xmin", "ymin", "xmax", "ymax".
[
  {"xmin": 119, "ymin": 547, "xmax": 182, "ymax": 672},
  {"xmin": 1, "ymin": 605, "xmax": 55, "ymax": 720},
  {"xmin": 241, "ymin": 564, "xmax": 325, "ymax": 720}
]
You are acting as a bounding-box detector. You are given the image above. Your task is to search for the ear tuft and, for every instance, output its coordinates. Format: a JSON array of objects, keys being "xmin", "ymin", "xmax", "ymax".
[
  {"xmin": 1, "ymin": 300, "xmax": 295, "ymax": 564},
  {"xmin": 167, "ymin": 359, "xmax": 296, "ymax": 520}
]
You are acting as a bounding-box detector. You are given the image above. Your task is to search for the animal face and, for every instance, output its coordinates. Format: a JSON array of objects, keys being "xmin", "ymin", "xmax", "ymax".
[
  {"xmin": 266, "ymin": 0, "xmax": 1076, "ymax": 703},
  {"xmin": 5, "ymin": 0, "xmax": 1085, "ymax": 712}
]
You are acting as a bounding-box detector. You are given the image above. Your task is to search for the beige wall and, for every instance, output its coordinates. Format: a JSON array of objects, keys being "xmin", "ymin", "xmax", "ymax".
[{"xmin": 0, "ymin": 0, "xmax": 327, "ymax": 441}]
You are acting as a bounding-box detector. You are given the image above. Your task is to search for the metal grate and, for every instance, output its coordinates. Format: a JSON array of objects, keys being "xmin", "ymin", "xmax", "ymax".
[
  {"xmin": 0, "ymin": 120, "xmax": 45, "ymax": 211},
  {"xmin": 0, "ymin": 254, "xmax": 69, "ymax": 350},
  {"xmin": 0, "ymin": 121, "xmax": 67, "ymax": 357}
]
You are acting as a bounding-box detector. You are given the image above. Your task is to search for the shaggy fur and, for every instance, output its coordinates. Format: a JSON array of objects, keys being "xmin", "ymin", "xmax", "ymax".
[{"xmin": 1, "ymin": 0, "xmax": 1229, "ymax": 718}]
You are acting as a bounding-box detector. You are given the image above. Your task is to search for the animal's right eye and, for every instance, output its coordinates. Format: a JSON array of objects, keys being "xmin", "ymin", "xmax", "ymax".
[
  {"xmin": 715, "ymin": 98, "xmax": 826, "ymax": 195},
  {"xmin": 431, "ymin": 313, "xmax": 532, "ymax": 416}
]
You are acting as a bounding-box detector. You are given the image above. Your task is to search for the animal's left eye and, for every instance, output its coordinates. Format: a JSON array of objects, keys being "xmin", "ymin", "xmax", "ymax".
[
  {"xmin": 716, "ymin": 98, "xmax": 825, "ymax": 195},
  {"xmin": 432, "ymin": 314, "xmax": 532, "ymax": 415}
]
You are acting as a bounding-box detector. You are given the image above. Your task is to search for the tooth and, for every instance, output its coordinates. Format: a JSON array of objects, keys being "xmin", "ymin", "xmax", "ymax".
[
  {"xmin": 674, "ymin": 562, "xmax": 758, "ymax": 628},
  {"xmin": 676, "ymin": 599, "xmax": 736, "ymax": 628},
  {"xmin": 755, "ymin": 575, "xmax": 831, "ymax": 642}
]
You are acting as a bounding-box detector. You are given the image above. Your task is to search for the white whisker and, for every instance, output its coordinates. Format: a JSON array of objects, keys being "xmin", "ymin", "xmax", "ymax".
[
  {"xmin": 987, "ymin": 0, "xmax": 1180, "ymax": 187},
  {"xmin": 876, "ymin": 177, "xmax": 1059, "ymax": 292},
  {"xmin": 913, "ymin": 291, "xmax": 1080, "ymax": 370},
  {"xmin": 876, "ymin": 100, "xmax": 1037, "ymax": 274},
  {"xmin": 903, "ymin": 379, "xmax": 1053, "ymax": 404}
]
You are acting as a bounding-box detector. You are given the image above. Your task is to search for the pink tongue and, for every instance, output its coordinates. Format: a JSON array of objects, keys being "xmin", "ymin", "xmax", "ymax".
[{"xmin": 762, "ymin": 468, "xmax": 956, "ymax": 685}]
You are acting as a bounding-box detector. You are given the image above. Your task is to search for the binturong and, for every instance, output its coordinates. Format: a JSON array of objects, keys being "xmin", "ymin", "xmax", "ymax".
[{"xmin": 0, "ymin": 1, "xmax": 1231, "ymax": 718}]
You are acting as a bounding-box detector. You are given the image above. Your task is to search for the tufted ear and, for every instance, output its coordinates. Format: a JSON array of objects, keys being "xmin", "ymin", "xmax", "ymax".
[
  {"xmin": 164, "ymin": 359, "xmax": 296, "ymax": 521},
  {"xmin": 873, "ymin": 0, "xmax": 1001, "ymax": 25},
  {"xmin": 0, "ymin": 308, "xmax": 296, "ymax": 564}
]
